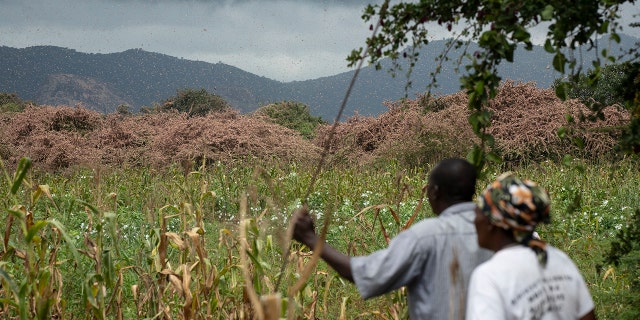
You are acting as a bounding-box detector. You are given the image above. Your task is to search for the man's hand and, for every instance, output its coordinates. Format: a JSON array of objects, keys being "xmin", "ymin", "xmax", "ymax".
[
  {"xmin": 292, "ymin": 206, "xmax": 318, "ymax": 249},
  {"xmin": 290, "ymin": 205, "xmax": 354, "ymax": 282}
]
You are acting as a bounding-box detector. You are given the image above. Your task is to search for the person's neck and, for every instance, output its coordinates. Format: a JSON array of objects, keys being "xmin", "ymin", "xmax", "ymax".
[
  {"xmin": 492, "ymin": 236, "xmax": 519, "ymax": 252},
  {"xmin": 434, "ymin": 200, "xmax": 469, "ymax": 215}
]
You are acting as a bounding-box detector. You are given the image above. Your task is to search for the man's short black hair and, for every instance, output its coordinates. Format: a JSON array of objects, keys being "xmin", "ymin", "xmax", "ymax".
[{"xmin": 429, "ymin": 158, "xmax": 477, "ymax": 202}]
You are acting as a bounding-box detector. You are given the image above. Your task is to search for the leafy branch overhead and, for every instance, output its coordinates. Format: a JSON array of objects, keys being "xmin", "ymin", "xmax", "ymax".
[{"xmin": 347, "ymin": 0, "xmax": 639, "ymax": 171}]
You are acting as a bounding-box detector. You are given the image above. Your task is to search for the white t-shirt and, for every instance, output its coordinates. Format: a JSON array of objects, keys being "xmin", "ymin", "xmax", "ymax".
[{"xmin": 466, "ymin": 245, "xmax": 594, "ymax": 320}]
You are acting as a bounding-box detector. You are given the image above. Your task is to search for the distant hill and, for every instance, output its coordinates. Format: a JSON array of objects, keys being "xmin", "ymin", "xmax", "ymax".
[{"xmin": 1, "ymin": 35, "xmax": 637, "ymax": 120}]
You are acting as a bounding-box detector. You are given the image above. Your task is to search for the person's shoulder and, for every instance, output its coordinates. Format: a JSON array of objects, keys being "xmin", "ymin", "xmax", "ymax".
[
  {"xmin": 547, "ymin": 245, "xmax": 579, "ymax": 265},
  {"xmin": 439, "ymin": 202, "xmax": 476, "ymax": 217},
  {"xmin": 408, "ymin": 213, "xmax": 474, "ymax": 237}
]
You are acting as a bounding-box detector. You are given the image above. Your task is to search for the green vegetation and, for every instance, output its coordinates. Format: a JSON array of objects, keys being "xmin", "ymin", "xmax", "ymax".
[
  {"xmin": 254, "ymin": 101, "xmax": 326, "ymax": 139},
  {"xmin": 556, "ymin": 63, "xmax": 632, "ymax": 111},
  {"xmin": 1, "ymin": 155, "xmax": 638, "ymax": 318},
  {"xmin": 161, "ymin": 88, "xmax": 230, "ymax": 117},
  {"xmin": 0, "ymin": 93, "xmax": 29, "ymax": 113},
  {"xmin": 555, "ymin": 62, "xmax": 640, "ymax": 153}
]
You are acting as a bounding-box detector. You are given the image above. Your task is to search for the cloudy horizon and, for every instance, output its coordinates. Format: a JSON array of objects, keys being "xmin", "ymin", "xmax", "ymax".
[{"xmin": 1, "ymin": 0, "xmax": 638, "ymax": 82}]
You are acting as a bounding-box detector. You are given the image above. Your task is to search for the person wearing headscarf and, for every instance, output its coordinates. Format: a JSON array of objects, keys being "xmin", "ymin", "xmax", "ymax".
[{"xmin": 466, "ymin": 173, "xmax": 595, "ymax": 320}]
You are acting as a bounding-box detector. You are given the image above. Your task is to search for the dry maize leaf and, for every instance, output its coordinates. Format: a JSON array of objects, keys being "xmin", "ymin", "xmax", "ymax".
[
  {"xmin": 602, "ymin": 266, "xmax": 616, "ymax": 282},
  {"xmin": 186, "ymin": 228, "xmax": 206, "ymax": 261},
  {"xmin": 339, "ymin": 296, "xmax": 350, "ymax": 320},
  {"xmin": 82, "ymin": 236, "xmax": 97, "ymax": 260},
  {"xmin": 4, "ymin": 214, "xmax": 14, "ymax": 252},
  {"xmin": 182, "ymin": 264, "xmax": 193, "ymax": 318},
  {"xmin": 159, "ymin": 268, "xmax": 177, "ymax": 276},
  {"xmin": 262, "ymin": 275, "xmax": 274, "ymax": 293},
  {"xmin": 205, "ymin": 265, "xmax": 217, "ymax": 290},
  {"xmin": 261, "ymin": 293, "xmax": 281, "ymax": 320},
  {"xmin": 33, "ymin": 184, "xmax": 53, "ymax": 203},
  {"xmin": 183, "ymin": 202, "xmax": 193, "ymax": 215},
  {"xmin": 14, "ymin": 248, "xmax": 26, "ymax": 260},
  {"xmin": 168, "ymin": 274, "xmax": 184, "ymax": 295},
  {"xmin": 165, "ymin": 232, "xmax": 186, "ymax": 250},
  {"xmin": 132, "ymin": 284, "xmax": 138, "ymax": 301}
]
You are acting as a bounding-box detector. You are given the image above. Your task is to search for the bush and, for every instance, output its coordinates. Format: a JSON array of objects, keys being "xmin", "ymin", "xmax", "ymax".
[
  {"xmin": 0, "ymin": 92, "xmax": 29, "ymax": 113},
  {"xmin": 161, "ymin": 88, "xmax": 230, "ymax": 117},
  {"xmin": 603, "ymin": 208, "xmax": 640, "ymax": 320},
  {"xmin": 253, "ymin": 101, "xmax": 325, "ymax": 139},
  {"xmin": 313, "ymin": 99, "xmax": 473, "ymax": 169}
]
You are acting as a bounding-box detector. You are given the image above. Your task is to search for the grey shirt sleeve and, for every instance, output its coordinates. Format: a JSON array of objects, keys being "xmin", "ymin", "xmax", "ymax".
[{"xmin": 350, "ymin": 229, "xmax": 429, "ymax": 299}]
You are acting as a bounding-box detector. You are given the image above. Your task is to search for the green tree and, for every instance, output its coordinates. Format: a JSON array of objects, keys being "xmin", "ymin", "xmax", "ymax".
[
  {"xmin": 347, "ymin": 0, "xmax": 639, "ymax": 172},
  {"xmin": 0, "ymin": 92, "xmax": 28, "ymax": 113},
  {"xmin": 116, "ymin": 104, "xmax": 131, "ymax": 115},
  {"xmin": 162, "ymin": 88, "xmax": 230, "ymax": 117},
  {"xmin": 554, "ymin": 61, "xmax": 640, "ymax": 153},
  {"xmin": 254, "ymin": 101, "xmax": 325, "ymax": 139}
]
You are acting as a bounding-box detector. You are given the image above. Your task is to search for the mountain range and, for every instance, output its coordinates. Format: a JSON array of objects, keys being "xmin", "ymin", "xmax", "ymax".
[{"xmin": 1, "ymin": 35, "xmax": 637, "ymax": 120}]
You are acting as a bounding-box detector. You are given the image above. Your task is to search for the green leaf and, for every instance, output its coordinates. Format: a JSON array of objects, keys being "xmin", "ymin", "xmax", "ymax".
[
  {"xmin": 557, "ymin": 126, "xmax": 567, "ymax": 139},
  {"xmin": 0, "ymin": 267, "xmax": 19, "ymax": 297},
  {"xmin": 468, "ymin": 113, "xmax": 481, "ymax": 132},
  {"xmin": 467, "ymin": 146, "xmax": 485, "ymax": 171},
  {"xmin": 552, "ymin": 53, "xmax": 565, "ymax": 73},
  {"xmin": 102, "ymin": 249, "xmax": 115, "ymax": 288},
  {"xmin": 541, "ymin": 5, "xmax": 554, "ymax": 20},
  {"xmin": 83, "ymin": 278, "xmax": 99, "ymax": 309},
  {"xmin": 513, "ymin": 26, "xmax": 530, "ymax": 42},
  {"xmin": 76, "ymin": 199, "xmax": 100, "ymax": 216},
  {"xmin": 485, "ymin": 151, "xmax": 502, "ymax": 164},
  {"xmin": 611, "ymin": 33, "xmax": 620, "ymax": 43},
  {"xmin": 555, "ymin": 82, "xmax": 567, "ymax": 100},
  {"xmin": 48, "ymin": 219, "xmax": 81, "ymax": 263},
  {"xmin": 544, "ymin": 39, "xmax": 555, "ymax": 53},
  {"xmin": 7, "ymin": 208, "xmax": 25, "ymax": 219},
  {"xmin": 25, "ymin": 220, "xmax": 48, "ymax": 244},
  {"xmin": 572, "ymin": 136, "xmax": 585, "ymax": 149},
  {"xmin": 11, "ymin": 157, "xmax": 31, "ymax": 195}
]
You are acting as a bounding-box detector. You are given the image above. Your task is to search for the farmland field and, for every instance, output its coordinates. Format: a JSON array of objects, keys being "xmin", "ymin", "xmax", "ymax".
[
  {"xmin": 1, "ymin": 82, "xmax": 638, "ymax": 318},
  {"xmin": 1, "ymin": 156, "xmax": 638, "ymax": 319}
]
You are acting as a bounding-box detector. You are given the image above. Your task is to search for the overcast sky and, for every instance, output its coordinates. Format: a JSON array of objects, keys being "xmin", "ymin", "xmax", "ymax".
[{"xmin": 1, "ymin": 0, "xmax": 638, "ymax": 82}]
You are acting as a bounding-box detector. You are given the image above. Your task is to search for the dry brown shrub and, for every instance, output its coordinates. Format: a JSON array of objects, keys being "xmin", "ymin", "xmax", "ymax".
[
  {"xmin": 315, "ymin": 81, "xmax": 630, "ymax": 167},
  {"xmin": 314, "ymin": 98, "xmax": 474, "ymax": 168},
  {"xmin": 486, "ymin": 81, "xmax": 629, "ymax": 161},
  {"xmin": 0, "ymin": 83, "xmax": 629, "ymax": 172},
  {"xmin": 92, "ymin": 114, "xmax": 153, "ymax": 167},
  {"xmin": 147, "ymin": 109, "xmax": 321, "ymax": 167},
  {"xmin": 1, "ymin": 105, "xmax": 104, "ymax": 170},
  {"xmin": 0, "ymin": 106, "xmax": 321, "ymax": 171}
]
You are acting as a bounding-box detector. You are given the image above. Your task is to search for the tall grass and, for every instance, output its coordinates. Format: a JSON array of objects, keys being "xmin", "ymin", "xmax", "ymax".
[{"xmin": 1, "ymin": 156, "xmax": 638, "ymax": 319}]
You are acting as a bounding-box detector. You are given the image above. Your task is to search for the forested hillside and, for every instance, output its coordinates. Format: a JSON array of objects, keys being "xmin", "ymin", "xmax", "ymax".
[{"xmin": 0, "ymin": 34, "xmax": 637, "ymax": 120}]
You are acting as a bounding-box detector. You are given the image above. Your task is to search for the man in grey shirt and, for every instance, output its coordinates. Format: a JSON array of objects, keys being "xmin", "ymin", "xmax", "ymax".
[{"xmin": 293, "ymin": 158, "xmax": 492, "ymax": 319}]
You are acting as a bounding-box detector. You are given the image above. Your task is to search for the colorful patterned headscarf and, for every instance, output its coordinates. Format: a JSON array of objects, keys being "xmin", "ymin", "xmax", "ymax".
[{"xmin": 478, "ymin": 172, "xmax": 551, "ymax": 266}]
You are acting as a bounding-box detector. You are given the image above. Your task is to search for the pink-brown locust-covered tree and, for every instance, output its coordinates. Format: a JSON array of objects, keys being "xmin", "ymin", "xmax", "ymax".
[{"xmin": 347, "ymin": 0, "xmax": 639, "ymax": 172}]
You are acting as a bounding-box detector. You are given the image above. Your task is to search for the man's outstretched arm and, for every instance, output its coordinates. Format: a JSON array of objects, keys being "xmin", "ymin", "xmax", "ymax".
[{"xmin": 292, "ymin": 207, "xmax": 354, "ymax": 282}]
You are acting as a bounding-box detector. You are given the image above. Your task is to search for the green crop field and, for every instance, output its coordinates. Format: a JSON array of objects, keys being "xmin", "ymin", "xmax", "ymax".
[{"xmin": 1, "ymin": 156, "xmax": 638, "ymax": 319}]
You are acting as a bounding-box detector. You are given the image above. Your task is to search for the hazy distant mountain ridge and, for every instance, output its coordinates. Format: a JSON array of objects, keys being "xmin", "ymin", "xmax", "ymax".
[
  {"xmin": 0, "ymin": 46, "xmax": 285, "ymax": 113},
  {"xmin": 1, "ymin": 34, "xmax": 637, "ymax": 119},
  {"xmin": 37, "ymin": 74, "xmax": 132, "ymax": 111}
]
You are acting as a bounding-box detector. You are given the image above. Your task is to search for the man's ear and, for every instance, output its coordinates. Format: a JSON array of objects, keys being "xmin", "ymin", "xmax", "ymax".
[{"xmin": 428, "ymin": 184, "xmax": 439, "ymax": 200}]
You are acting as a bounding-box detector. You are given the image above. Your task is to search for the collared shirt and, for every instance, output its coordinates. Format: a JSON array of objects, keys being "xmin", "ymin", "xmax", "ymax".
[{"xmin": 351, "ymin": 202, "xmax": 493, "ymax": 319}]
